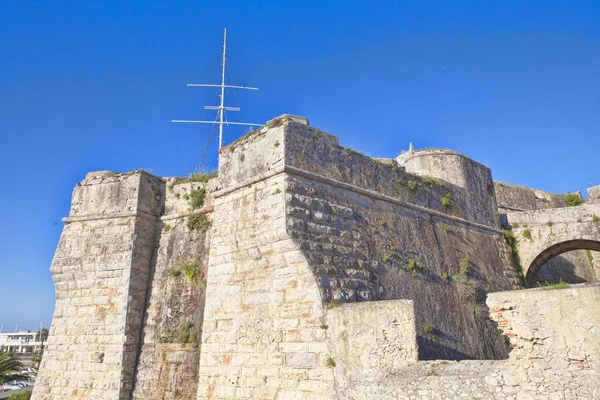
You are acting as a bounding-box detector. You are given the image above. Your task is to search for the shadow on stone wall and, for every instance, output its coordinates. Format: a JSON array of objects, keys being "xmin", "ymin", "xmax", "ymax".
[{"xmin": 535, "ymin": 251, "xmax": 596, "ymax": 285}]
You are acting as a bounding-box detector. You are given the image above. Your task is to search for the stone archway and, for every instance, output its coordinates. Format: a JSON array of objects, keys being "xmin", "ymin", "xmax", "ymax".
[{"xmin": 524, "ymin": 239, "xmax": 600, "ymax": 286}]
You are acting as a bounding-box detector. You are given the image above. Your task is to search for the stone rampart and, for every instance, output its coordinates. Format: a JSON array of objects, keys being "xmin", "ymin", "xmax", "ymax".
[
  {"xmin": 33, "ymin": 171, "xmax": 164, "ymax": 400},
  {"xmin": 35, "ymin": 114, "xmax": 600, "ymax": 400},
  {"xmin": 281, "ymin": 119, "xmax": 520, "ymax": 360}
]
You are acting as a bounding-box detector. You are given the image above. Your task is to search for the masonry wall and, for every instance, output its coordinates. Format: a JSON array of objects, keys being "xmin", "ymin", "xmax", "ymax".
[
  {"xmin": 506, "ymin": 204, "xmax": 600, "ymax": 283},
  {"xmin": 282, "ymin": 120, "xmax": 521, "ymax": 360},
  {"xmin": 338, "ymin": 284, "xmax": 600, "ymax": 400},
  {"xmin": 536, "ymin": 250, "xmax": 599, "ymax": 284},
  {"xmin": 494, "ymin": 181, "xmax": 568, "ymax": 212},
  {"xmin": 33, "ymin": 171, "xmax": 163, "ymax": 400},
  {"xmin": 196, "ymin": 122, "xmax": 336, "ymax": 399},
  {"xmin": 131, "ymin": 177, "xmax": 216, "ymax": 400}
]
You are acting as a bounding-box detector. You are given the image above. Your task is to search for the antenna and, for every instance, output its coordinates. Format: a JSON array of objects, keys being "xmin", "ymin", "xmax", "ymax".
[{"xmin": 172, "ymin": 28, "xmax": 263, "ymax": 150}]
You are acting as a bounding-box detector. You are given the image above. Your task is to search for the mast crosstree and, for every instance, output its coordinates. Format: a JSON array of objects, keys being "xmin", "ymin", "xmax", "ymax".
[{"xmin": 172, "ymin": 28, "xmax": 263, "ymax": 150}]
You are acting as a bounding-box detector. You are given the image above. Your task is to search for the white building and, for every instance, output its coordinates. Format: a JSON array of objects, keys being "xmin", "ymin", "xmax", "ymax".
[{"xmin": 0, "ymin": 331, "xmax": 44, "ymax": 354}]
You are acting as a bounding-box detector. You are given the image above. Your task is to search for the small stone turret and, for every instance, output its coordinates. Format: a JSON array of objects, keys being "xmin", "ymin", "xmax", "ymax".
[{"xmin": 398, "ymin": 147, "xmax": 498, "ymax": 225}]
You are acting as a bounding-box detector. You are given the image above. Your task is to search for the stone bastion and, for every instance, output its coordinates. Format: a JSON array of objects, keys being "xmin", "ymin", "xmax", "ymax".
[{"xmin": 32, "ymin": 115, "xmax": 600, "ymax": 399}]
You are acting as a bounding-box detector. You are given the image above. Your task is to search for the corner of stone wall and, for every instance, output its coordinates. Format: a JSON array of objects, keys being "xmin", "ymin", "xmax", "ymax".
[
  {"xmin": 34, "ymin": 170, "xmax": 164, "ymax": 400},
  {"xmin": 487, "ymin": 284, "xmax": 600, "ymax": 365}
]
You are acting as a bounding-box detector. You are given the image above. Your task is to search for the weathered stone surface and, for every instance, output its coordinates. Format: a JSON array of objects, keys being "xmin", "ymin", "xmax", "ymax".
[
  {"xmin": 494, "ymin": 181, "xmax": 568, "ymax": 212},
  {"xmin": 535, "ymin": 249, "xmax": 599, "ymax": 284},
  {"xmin": 506, "ymin": 204, "xmax": 600, "ymax": 284},
  {"xmin": 326, "ymin": 300, "xmax": 418, "ymax": 389},
  {"xmin": 34, "ymin": 115, "xmax": 600, "ymax": 400},
  {"xmin": 339, "ymin": 285, "xmax": 600, "ymax": 399},
  {"xmin": 33, "ymin": 171, "xmax": 164, "ymax": 400}
]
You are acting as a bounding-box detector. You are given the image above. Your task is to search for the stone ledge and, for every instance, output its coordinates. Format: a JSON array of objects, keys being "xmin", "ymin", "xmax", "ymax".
[
  {"xmin": 62, "ymin": 210, "xmax": 157, "ymax": 224},
  {"xmin": 213, "ymin": 163, "xmax": 501, "ymax": 234}
]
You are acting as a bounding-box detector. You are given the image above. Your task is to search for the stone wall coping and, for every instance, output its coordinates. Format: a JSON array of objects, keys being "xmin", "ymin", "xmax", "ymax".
[
  {"xmin": 213, "ymin": 164, "xmax": 502, "ymax": 234},
  {"xmin": 62, "ymin": 206, "xmax": 215, "ymax": 224},
  {"xmin": 62, "ymin": 210, "xmax": 157, "ymax": 224},
  {"xmin": 506, "ymin": 203, "xmax": 600, "ymax": 223},
  {"xmin": 328, "ymin": 298, "xmax": 414, "ymax": 311},
  {"xmin": 487, "ymin": 282, "xmax": 600, "ymax": 302}
]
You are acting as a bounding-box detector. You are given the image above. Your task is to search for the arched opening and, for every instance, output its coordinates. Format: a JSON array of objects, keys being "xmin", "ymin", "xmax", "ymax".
[{"xmin": 526, "ymin": 240, "xmax": 600, "ymax": 286}]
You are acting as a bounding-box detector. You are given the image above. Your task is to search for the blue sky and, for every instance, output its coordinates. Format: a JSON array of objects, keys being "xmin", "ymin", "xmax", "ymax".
[{"xmin": 1, "ymin": 1, "xmax": 599, "ymax": 331}]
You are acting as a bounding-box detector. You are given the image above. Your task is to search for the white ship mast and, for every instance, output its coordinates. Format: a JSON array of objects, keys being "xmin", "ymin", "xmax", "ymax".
[{"xmin": 172, "ymin": 28, "xmax": 263, "ymax": 149}]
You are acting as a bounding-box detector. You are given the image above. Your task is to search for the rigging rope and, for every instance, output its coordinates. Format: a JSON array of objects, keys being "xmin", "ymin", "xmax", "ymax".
[{"xmin": 199, "ymin": 113, "xmax": 220, "ymax": 172}]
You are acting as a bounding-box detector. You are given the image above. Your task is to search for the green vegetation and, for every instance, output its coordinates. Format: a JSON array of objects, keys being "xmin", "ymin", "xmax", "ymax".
[
  {"xmin": 0, "ymin": 352, "xmax": 29, "ymax": 385},
  {"xmin": 187, "ymin": 212, "xmax": 211, "ymax": 233},
  {"xmin": 441, "ymin": 223, "xmax": 450, "ymax": 232},
  {"xmin": 586, "ymin": 249, "xmax": 594, "ymax": 267},
  {"xmin": 540, "ymin": 278, "xmax": 569, "ymax": 290},
  {"xmin": 502, "ymin": 228, "xmax": 526, "ymax": 286},
  {"xmin": 422, "ymin": 176, "xmax": 443, "ymax": 188},
  {"xmin": 494, "ymin": 211, "xmax": 501, "ymax": 220},
  {"xmin": 160, "ymin": 322, "xmax": 197, "ymax": 345},
  {"xmin": 326, "ymin": 300, "xmax": 342, "ymax": 310},
  {"xmin": 172, "ymin": 171, "xmax": 218, "ymax": 186},
  {"xmin": 593, "ymin": 214, "xmax": 600, "ymax": 222},
  {"xmin": 274, "ymin": 188, "xmax": 281, "ymax": 194},
  {"xmin": 274, "ymin": 140, "xmax": 280, "ymax": 147},
  {"xmin": 163, "ymin": 224, "xmax": 172, "ymax": 232},
  {"xmin": 522, "ymin": 229, "xmax": 532, "ymax": 240},
  {"xmin": 565, "ymin": 192, "xmax": 583, "ymax": 207},
  {"xmin": 459, "ymin": 256, "xmax": 469, "ymax": 276},
  {"xmin": 266, "ymin": 117, "xmax": 285, "ymax": 128},
  {"xmin": 182, "ymin": 193, "xmax": 190, "ymax": 200},
  {"xmin": 189, "ymin": 188, "xmax": 206, "ymax": 209},
  {"xmin": 406, "ymin": 258, "xmax": 425, "ymax": 275},
  {"xmin": 167, "ymin": 268, "xmax": 182, "ymax": 277},
  {"xmin": 184, "ymin": 263, "xmax": 198, "ymax": 283},
  {"xmin": 512, "ymin": 223, "xmax": 519, "ymax": 229},
  {"xmin": 325, "ymin": 356, "xmax": 336, "ymax": 368},
  {"xmin": 320, "ymin": 324, "xmax": 329, "ymax": 330},
  {"xmin": 9, "ymin": 393, "xmax": 32, "ymax": 400},
  {"xmin": 546, "ymin": 222, "xmax": 553, "ymax": 227},
  {"xmin": 423, "ymin": 323, "xmax": 433, "ymax": 334},
  {"xmin": 441, "ymin": 192, "xmax": 453, "ymax": 209},
  {"xmin": 441, "ymin": 272, "xmax": 449, "ymax": 281},
  {"xmin": 408, "ymin": 180, "xmax": 419, "ymax": 191}
]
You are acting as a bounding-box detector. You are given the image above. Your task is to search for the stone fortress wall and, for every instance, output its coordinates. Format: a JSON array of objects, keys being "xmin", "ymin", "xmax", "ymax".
[{"xmin": 32, "ymin": 115, "xmax": 600, "ymax": 399}]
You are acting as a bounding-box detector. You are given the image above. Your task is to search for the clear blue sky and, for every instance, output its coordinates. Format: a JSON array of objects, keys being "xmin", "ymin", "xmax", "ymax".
[{"xmin": 1, "ymin": 1, "xmax": 599, "ymax": 331}]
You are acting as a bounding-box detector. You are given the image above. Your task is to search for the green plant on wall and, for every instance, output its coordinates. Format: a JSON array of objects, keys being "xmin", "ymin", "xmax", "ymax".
[
  {"xmin": 586, "ymin": 249, "xmax": 594, "ymax": 267},
  {"xmin": 441, "ymin": 192, "xmax": 453, "ymax": 209},
  {"xmin": 171, "ymin": 171, "xmax": 218, "ymax": 187},
  {"xmin": 184, "ymin": 263, "xmax": 198, "ymax": 283},
  {"xmin": 187, "ymin": 213, "xmax": 211, "ymax": 232},
  {"xmin": 502, "ymin": 228, "xmax": 526, "ymax": 286},
  {"xmin": 325, "ymin": 356, "xmax": 336, "ymax": 368},
  {"xmin": 459, "ymin": 256, "xmax": 469, "ymax": 276},
  {"xmin": 565, "ymin": 192, "xmax": 583, "ymax": 207},
  {"xmin": 423, "ymin": 323, "xmax": 433, "ymax": 334},
  {"xmin": 522, "ymin": 229, "xmax": 532, "ymax": 240},
  {"xmin": 189, "ymin": 188, "xmax": 206, "ymax": 209},
  {"xmin": 406, "ymin": 259, "xmax": 425, "ymax": 276}
]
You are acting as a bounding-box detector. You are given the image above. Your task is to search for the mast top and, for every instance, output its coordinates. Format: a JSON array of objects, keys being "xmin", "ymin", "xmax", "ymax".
[{"xmin": 172, "ymin": 28, "xmax": 263, "ymax": 155}]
